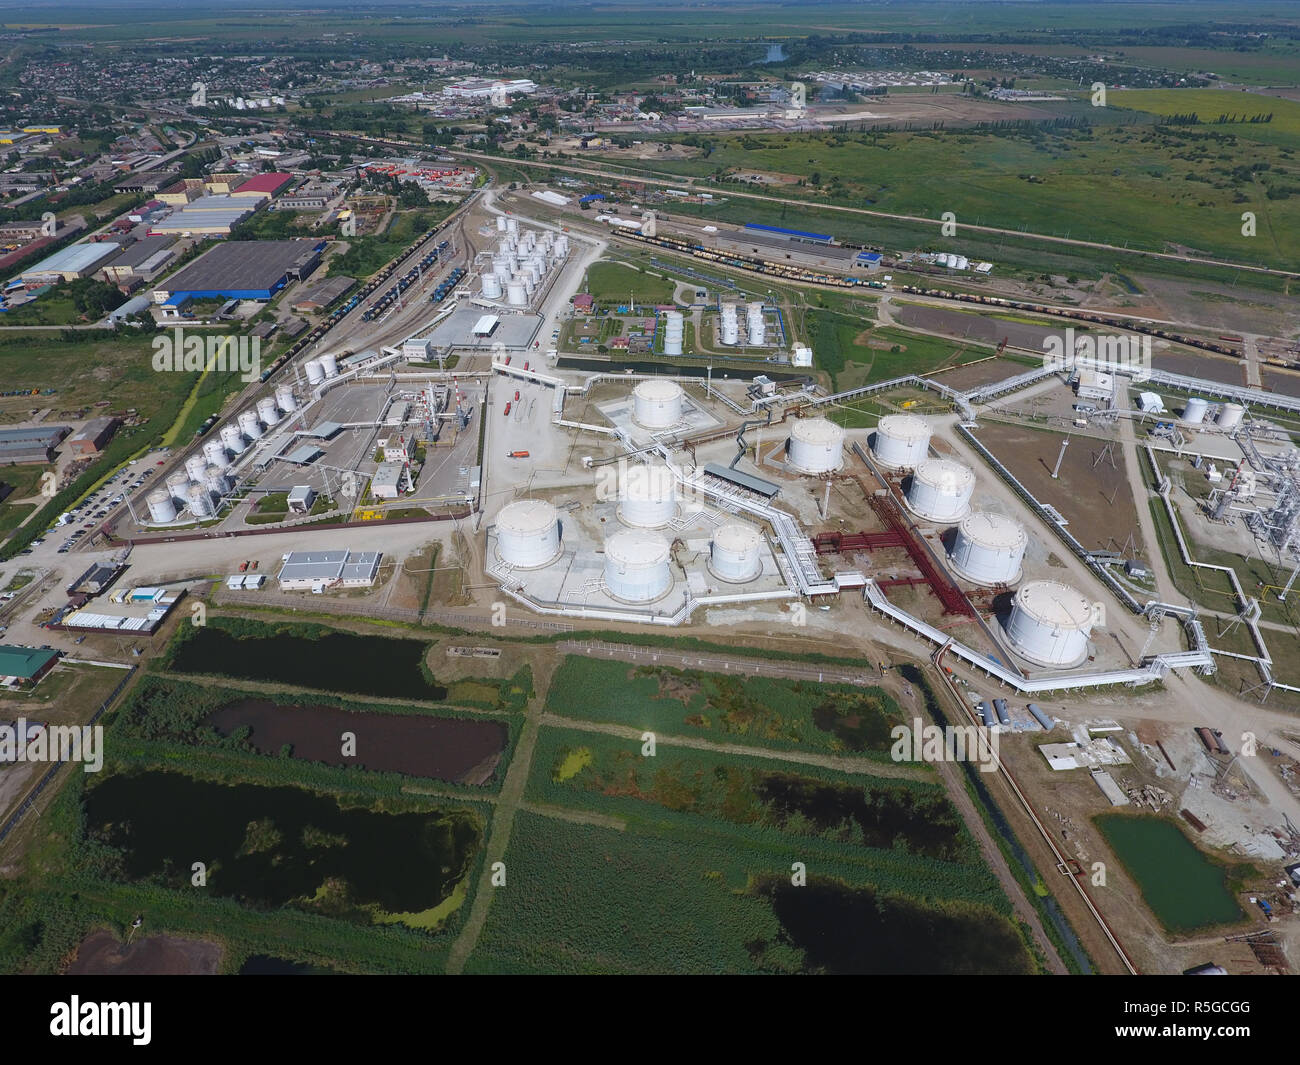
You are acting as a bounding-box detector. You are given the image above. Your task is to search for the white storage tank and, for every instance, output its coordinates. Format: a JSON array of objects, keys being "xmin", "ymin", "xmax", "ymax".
[
  {"xmin": 1217, "ymin": 402, "xmax": 1245, "ymax": 429},
  {"xmin": 1182, "ymin": 397, "xmax": 1210, "ymax": 424},
  {"xmin": 506, "ymin": 280, "xmax": 527, "ymax": 307},
  {"xmin": 1004, "ymin": 579, "xmax": 1095, "ymax": 668},
  {"xmin": 319, "ymin": 352, "xmax": 339, "ymax": 379},
  {"xmin": 495, "ymin": 499, "xmax": 562, "ymax": 569},
  {"xmin": 184, "ymin": 454, "xmax": 208, "ymax": 484},
  {"xmin": 202, "ymin": 439, "xmax": 229, "ymax": 469},
  {"xmin": 787, "ymin": 417, "xmax": 845, "ymax": 474},
  {"xmin": 238, "ymin": 409, "xmax": 264, "ymax": 441},
  {"xmin": 187, "ymin": 483, "xmax": 212, "ymax": 518},
  {"xmin": 165, "ymin": 470, "xmax": 191, "ymax": 502},
  {"xmin": 948, "ymin": 511, "xmax": 1027, "ymax": 586},
  {"xmin": 633, "ymin": 379, "xmax": 684, "ymax": 429},
  {"xmin": 275, "ymin": 383, "xmax": 297, "ymax": 414},
  {"xmin": 482, "ymin": 273, "xmax": 504, "ymax": 300},
  {"xmin": 618, "ymin": 463, "xmax": 678, "ymax": 528},
  {"xmin": 220, "ymin": 423, "xmax": 247, "ymax": 455},
  {"xmin": 146, "ymin": 489, "xmax": 177, "ymax": 524},
  {"xmin": 496, "ymin": 215, "xmax": 508, "ymax": 232},
  {"xmin": 506, "ymin": 217, "xmax": 519, "ymax": 235},
  {"xmin": 872, "ymin": 414, "xmax": 931, "ymax": 470},
  {"xmin": 256, "ymin": 397, "xmax": 281, "ymax": 427},
  {"xmin": 604, "ymin": 529, "xmax": 672, "ymax": 603},
  {"xmin": 555, "ymin": 235, "xmax": 569, "ymax": 258},
  {"xmin": 204, "ymin": 465, "xmax": 230, "ymax": 496},
  {"xmin": 710, "ymin": 521, "xmax": 764, "ymax": 583},
  {"xmin": 304, "ymin": 358, "xmax": 326, "ymax": 387},
  {"xmin": 906, "ymin": 458, "xmax": 975, "ymax": 523}
]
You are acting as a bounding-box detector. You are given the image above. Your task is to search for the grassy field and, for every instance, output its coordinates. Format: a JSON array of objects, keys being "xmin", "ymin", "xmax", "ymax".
[{"xmin": 581, "ymin": 260, "xmax": 677, "ymax": 306}]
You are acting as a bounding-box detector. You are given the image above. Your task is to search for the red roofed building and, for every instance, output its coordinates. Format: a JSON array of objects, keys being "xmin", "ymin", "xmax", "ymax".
[
  {"xmin": 573, "ymin": 293, "xmax": 594, "ymax": 313},
  {"xmin": 231, "ymin": 172, "xmax": 294, "ymax": 198}
]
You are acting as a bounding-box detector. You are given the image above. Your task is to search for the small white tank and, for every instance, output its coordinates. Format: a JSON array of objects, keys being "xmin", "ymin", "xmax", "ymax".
[
  {"xmin": 187, "ymin": 483, "xmax": 212, "ymax": 518},
  {"xmin": 482, "ymin": 273, "xmax": 504, "ymax": 300},
  {"xmin": 319, "ymin": 353, "xmax": 339, "ymax": 379},
  {"xmin": 633, "ymin": 379, "xmax": 684, "ymax": 429},
  {"xmin": 238, "ymin": 409, "xmax": 264, "ymax": 441},
  {"xmin": 204, "ymin": 465, "xmax": 230, "ymax": 496},
  {"xmin": 184, "ymin": 454, "xmax": 208, "ymax": 483},
  {"xmin": 495, "ymin": 499, "xmax": 562, "ymax": 569},
  {"xmin": 275, "ymin": 383, "xmax": 297, "ymax": 413},
  {"xmin": 618, "ymin": 463, "xmax": 678, "ymax": 528},
  {"xmin": 146, "ymin": 489, "xmax": 176, "ymax": 524},
  {"xmin": 604, "ymin": 529, "xmax": 672, "ymax": 603},
  {"xmin": 220, "ymin": 424, "xmax": 247, "ymax": 455},
  {"xmin": 1182, "ymin": 397, "xmax": 1210, "ymax": 424},
  {"xmin": 304, "ymin": 358, "xmax": 325, "ymax": 386},
  {"xmin": 202, "ymin": 439, "xmax": 229, "ymax": 468},
  {"xmin": 787, "ymin": 417, "xmax": 845, "ymax": 474},
  {"xmin": 1217, "ymin": 402, "xmax": 1245, "ymax": 429},
  {"xmin": 256, "ymin": 397, "xmax": 281, "ymax": 426},
  {"xmin": 1004, "ymin": 579, "xmax": 1095, "ymax": 668},
  {"xmin": 948, "ymin": 512, "xmax": 1026, "ymax": 586},
  {"xmin": 872, "ymin": 414, "xmax": 931, "ymax": 470},
  {"xmin": 906, "ymin": 459, "xmax": 975, "ymax": 523},
  {"xmin": 709, "ymin": 521, "xmax": 764, "ymax": 583}
]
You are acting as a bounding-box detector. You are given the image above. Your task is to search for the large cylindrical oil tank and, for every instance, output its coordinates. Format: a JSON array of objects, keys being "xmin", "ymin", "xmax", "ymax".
[
  {"xmin": 1217, "ymin": 402, "xmax": 1245, "ymax": 429},
  {"xmin": 220, "ymin": 423, "xmax": 247, "ymax": 455},
  {"xmin": 202, "ymin": 439, "xmax": 229, "ymax": 468},
  {"xmin": 256, "ymin": 397, "xmax": 281, "ymax": 427},
  {"xmin": 872, "ymin": 414, "xmax": 931, "ymax": 470},
  {"xmin": 275, "ymin": 383, "xmax": 297, "ymax": 413},
  {"xmin": 496, "ymin": 215, "xmax": 508, "ymax": 232},
  {"xmin": 618, "ymin": 463, "xmax": 678, "ymax": 528},
  {"xmin": 184, "ymin": 454, "xmax": 208, "ymax": 483},
  {"xmin": 318, "ymin": 352, "xmax": 339, "ymax": 379},
  {"xmin": 1003, "ymin": 579, "xmax": 1095, "ymax": 668},
  {"xmin": 633, "ymin": 379, "xmax": 684, "ymax": 429},
  {"xmin": 905, "ymin": 458, "xmax": 975, "ymax": 523},
  {"xmin": 237, "ymin": 409, "xmax": 264, "ymax": 441},
  {"xmin": 603, "ymin": 529, "xmax": 672, "ymax": 603},
  {"xmin": 948, "ymin": 512, "xmax": 1027, "ymax": 586},
  {"xmin": 204, "ymin": 465, "xmax": 230, "ymax": 496},
  {"xmin": 506, "ymin": 280, "xmax": 527, "ymax": 307},
  {"xmin": 709, "ymin": 521, "xmax": 764, "ymax": 583},
  {"xmin": 165, "ymin": 470, "xmax": 190, "ymax": 502},
  {"xmin": 555, "ymin": 235, "xmax": 569, "ymax": 258},
  {"xmin": 304, "ymin": 358, "xmax": 326, "ymax": 387},
  {"xmin": 1182, "ymin": 397, "xmax": 1210, "ymax": 424},
  {"xmin": 495, "ymin": 499, "xmax": 562, "ymax": 569},
  {"xmin": 506, "ymin": 217, "xmax": 518, "ymax": 235},
  {"xmin": 481, "ymin": 273, "xmax": 504, "ymax": 301},
  {"xmin": 187, "ymin": 483, "xmax": 212, "ymax": 518},
  {"xmin": 146, "ymin": 489, "xmax": 176, "ymax": 524},
  {"xmin": 787, "ymin": 417, "xmax": 845, "ymax": 474}
]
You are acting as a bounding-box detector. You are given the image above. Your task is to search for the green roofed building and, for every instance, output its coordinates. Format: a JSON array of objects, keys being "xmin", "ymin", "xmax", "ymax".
[{"xmin": 0, "ymin": 645, "xmax": 59, "ymax": 688}]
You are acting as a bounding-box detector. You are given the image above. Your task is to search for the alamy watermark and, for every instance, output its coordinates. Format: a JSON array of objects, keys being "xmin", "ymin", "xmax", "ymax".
[
  {"xmin": 151, "ymin": 327, "xmax": 262, "ymax": 382},
  {"xmin": 890, "ymin": 717, "xmax": 999, "ymax": 773},
  {"xmin": 0, "ymin": 720, "xmax": 103, "ymax": 773},
  {"xmin": 1043, "ymin": 326, "xmax": 1151, "ymax": 380}
]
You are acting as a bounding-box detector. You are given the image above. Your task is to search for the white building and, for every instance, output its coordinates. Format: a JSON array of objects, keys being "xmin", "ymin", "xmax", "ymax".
[
  {"xmin": 277, "ymin": 550, "xmax": 382, "ymax": 591},
  {"xmin": 370, "ymin": 461, "xmax": 409, "ymax": 500}
]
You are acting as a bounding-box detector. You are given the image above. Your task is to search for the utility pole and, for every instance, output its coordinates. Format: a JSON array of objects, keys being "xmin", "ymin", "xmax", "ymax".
[{"xmin": 1051, "ymin": 435, "xmax": 1070, "ymax": 479}]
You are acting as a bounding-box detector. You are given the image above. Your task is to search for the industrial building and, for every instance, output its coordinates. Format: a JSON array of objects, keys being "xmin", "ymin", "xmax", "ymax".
[
  {"xmin": 65, "ymin": 416, "xmax": 120, "ymax": 457},
  {"xmin": 153, "ymin": 239, "xmax": 324, "ymax": 302},
  {"xmin": 287, "ymin": 485, "xmax": 316, "ymax": 514},
  {"xmin": 100, "ymin": 234, "xmax": 176, "ymax": 284},
  {"xmin": 291, "ymin": 276, "xmax": 355, "ymax": 313},
  {"xmin": 0, "ymin": 645, "xmax": 59, "ymax": 689},
  {"xmin": 149, "ymin": 195, "xmax": 258, "ymax": 236},
  {"xmin": 0, "ymin": 424, "xmax": 70, "ymax": 463},
  {"xmin": 278, "ymin": 550, "xmax": 382, "ymax": 591},
  {"xmin": 61, "ymin": 586, "xmax": 184, "ymax": 634},
  {"xmin": 369, "ymin": 462, "xmax": 409, "ymax": 500},
  {"xmin": 230, "ymin": 172, "xmax": 293, "ymax": 198},
  {"xmin": 20, "ymin": 242, "xmax": 121, "ymax": 284}
]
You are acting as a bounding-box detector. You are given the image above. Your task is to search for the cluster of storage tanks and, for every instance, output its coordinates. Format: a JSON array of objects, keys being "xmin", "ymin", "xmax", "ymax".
[
  {"xmin": 303, "ymin": 352, "xmax": 340, "ymax": 387},
  {"xmin": 662, "ymin": 311, "xmax": 684, "ymax": 356},
  {"xmin": 493, "ymin": 458, "xmax": 768, "ymax": 605},
  {"xmin": 717, "ymin": 301, "xmax": 766, "ymax": 346},
  {"xmin": 1181, "ymin": 397, "xmax": 1245, "ymax": 429},
  {"xmin": 934, "ymin": 253, "xmax": 970, "ymax": 270},
  {"xmin": 147, "ymin": 384, "xmax": 299, "ymax": 523},
  {"xmin": 482, "ymin": 218, "xmax": 568, "ymax": 307}
]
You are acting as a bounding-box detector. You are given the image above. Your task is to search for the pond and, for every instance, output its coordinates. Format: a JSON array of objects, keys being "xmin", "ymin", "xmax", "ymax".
[
  {"xmin": 85, "ymin": 770, "xmax": 480, "ymax": 925},
  {"xmin": 1095, "ymin": 813, "xmax": 1243, "ymax": 932},
  {"xmin": 170, "ymin": 625, "xmax": 446, "ymax": 701}
]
